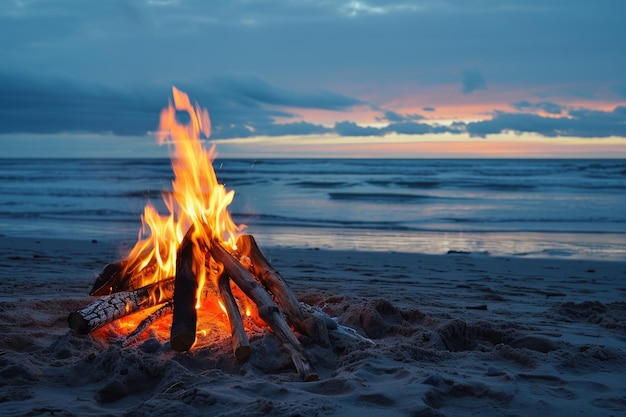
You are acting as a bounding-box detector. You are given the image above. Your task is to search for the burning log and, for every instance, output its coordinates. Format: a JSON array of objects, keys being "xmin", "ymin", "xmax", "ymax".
[
  {"xmin": 210, "ymin": 240, "xmax": 320, "ymax": 381},
  {"xmin": 89, "ymin": 260, "xmax": 160, "ymax": 296},
  {"xmin": 68, "ymin": 277, "xmax": 175, "ymax": 335},
  {"xmin": 217, "ymin": 269, "xmax": 251, "ymax": 360},
  {"xmin": 170, "ymin": 227, "xmax": 201, "ymax": 352},
  {"xmin": 238, "ymin": 234, "xmax": 331, "ymax": 347},
  {"xmin": 124, "ymin": 302, "xmax": 173, "ymax": 346}
]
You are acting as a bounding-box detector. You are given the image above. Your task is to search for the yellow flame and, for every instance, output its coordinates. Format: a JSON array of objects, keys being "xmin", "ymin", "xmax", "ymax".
[
  {"xmin": 218, "ymin": 300, "xmax": 227, "ymax": 316},
  {"xmin": 122, "ymin": 87, "xmax": 244, "ymax": 303}
]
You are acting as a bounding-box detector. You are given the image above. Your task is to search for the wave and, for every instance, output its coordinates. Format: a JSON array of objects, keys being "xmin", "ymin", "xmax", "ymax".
[
  {"xmin": 232, "ymin": 212, "xmax": 409, "ymax": 230},
  {"xmin": 365, "ymin": 180, "xmax": 440, "ymax": 189},
  {"xmin": 0, "ymin": 209, "xmax": 136, "ymax": 221},
  {"xmin": 288, "ymin": 180, "xmax": 350, "ymax": 189},
  {"xmin": 444, "ymin": 216, "xmax": 626, "ymax": 224},
  {"xmin": 328, "ymin": 192, "xmax": 441, "ymax": 203}
]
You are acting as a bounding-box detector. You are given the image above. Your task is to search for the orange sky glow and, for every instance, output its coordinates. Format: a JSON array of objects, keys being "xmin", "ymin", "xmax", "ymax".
[
  {"xmin": 285, "ymin": 82, "xmax": 626, "ymax": 128},
  {"xmin": 210, "ymin": 133, "xmax": 626, "ymax": 159}
]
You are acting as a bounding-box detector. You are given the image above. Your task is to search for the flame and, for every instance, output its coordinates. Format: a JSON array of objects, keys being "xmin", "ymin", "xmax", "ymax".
[
  {"xmin": 124, "ymin": 87, "xmax": 243, "ymax": 281},
  {"xmin": 115, "ymin": 87, "xmax": 246, "ymax": 339}
]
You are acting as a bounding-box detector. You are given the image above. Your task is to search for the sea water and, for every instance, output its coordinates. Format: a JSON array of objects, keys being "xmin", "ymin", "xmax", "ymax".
[{"xmin": 1, "ymin": 158, "xmax": 625, "ymax": 260}]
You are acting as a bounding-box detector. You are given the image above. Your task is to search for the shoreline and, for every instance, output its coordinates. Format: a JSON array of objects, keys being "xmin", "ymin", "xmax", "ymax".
[
  {"xmin": 4, "ymin": 221, "xmax": 626, "ymax": 262},
  {"xmin": 1, "ymin": 235, "xmax": 625, "ymax": 416}
]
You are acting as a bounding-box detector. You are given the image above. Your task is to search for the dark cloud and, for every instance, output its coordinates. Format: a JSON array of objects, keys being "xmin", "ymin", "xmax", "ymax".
[
  {"xmin": 378, "ymin": 111, "xmax": 425, "ymax": 123},
  {"xmin": 333, "ymin": 121, "xmax": 458, "ymax": 137},
  {"xmin": 0, "ymin": 72, "xmax": 161, "ymax": 136},
  {"xmin": 422, "ymin": 107, "xmax": 436, "ymax": 112},
  {"xmin": 387, "ymin": 122, "xmax": 432, "ymax": 135},
  {"xmin": 462, "ymin": 68, "xmax": 487, "ymax": 95},
  {"xmin": 382, "ymin": 111, "xmax": 405, "ymax": 122},
  {"xmin": 334, "ymin": 121, "xmax": 384, "ymax": 137},
  {"xmin": 333, "ymin": 105, "xmax": 626, "ymax": 139},
  {"xmin": 207, "ymin": 74, "xmax": 365, "ymax": 110},
  {"xmin": 0, "ymin": 72, "xmax": 360, "ymax": 138},
  {"xmin": 466, "ymin": 106, "xmax": 626, "ymax": 138},
  {"xmin": 250, "ymin": 121, "xmax": 331, "ymax": 137},
  {"xmin": 512, "ymin": 100, "xmax": 564, "ymax": 115}
]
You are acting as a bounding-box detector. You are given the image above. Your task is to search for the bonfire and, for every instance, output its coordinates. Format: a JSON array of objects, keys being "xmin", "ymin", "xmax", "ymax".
[{"xmin": 68, "ymin": 88, "xmax": 363, "ymax": 381}]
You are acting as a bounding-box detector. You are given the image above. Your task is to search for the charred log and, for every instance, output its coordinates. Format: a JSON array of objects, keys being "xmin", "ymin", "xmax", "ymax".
[
  {"xmin": 68, "ymin": 277, "xmax": 175, "ymax": 334},
  {"xmin": 217, "ymin": 270, "xmax": 251, "ymax": 360},
  {"xmin": 238, "ymin": 234, "xmax": 330, "ymax": 347},
  {"xmin": 209, "ymin": 240, "xmax": 319, "ymax": 381},
  {"xmin": 90, "ymin": 260, "xmax": 159, "ymax": 296},
  {"xmin": 170, "ymin": 227, "xmax": 201, "ymax": 352}
]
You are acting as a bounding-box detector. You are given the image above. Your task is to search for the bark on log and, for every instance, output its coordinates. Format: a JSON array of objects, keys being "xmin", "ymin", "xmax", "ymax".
[
  {"xmin": 68, "ymin": 277, "xmax": 175, "ymax": 334},
  {"xmin": 217, "ymin": 270, "xmax": 251, "ymax": 360},
  {"xmin": 210, "ymin": 241, "xmax": 319, "ymax": 381},
  {"xmin": 237, "ymin": 234, "xmax": 330, "ymax": 347},
  {"xmin": 170, "ymin": 227, "xmax": 201, "ymax": 352}
]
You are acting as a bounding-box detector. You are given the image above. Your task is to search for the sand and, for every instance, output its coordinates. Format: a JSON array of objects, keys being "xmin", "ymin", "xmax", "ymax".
[{"xmin": 0, "ymin": 235, "xmax": 625, "ymax": 417}]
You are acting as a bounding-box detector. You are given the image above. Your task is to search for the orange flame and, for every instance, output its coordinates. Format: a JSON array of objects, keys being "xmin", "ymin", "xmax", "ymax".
[{"xmin": 122, "ymin": 87, "xmax": 244, "ymax": 304}]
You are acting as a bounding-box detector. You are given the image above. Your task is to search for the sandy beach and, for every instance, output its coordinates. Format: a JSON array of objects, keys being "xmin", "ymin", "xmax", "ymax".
[{"xmin": 1, "ymin": 235, "xmax": 625, "ymax": 416}]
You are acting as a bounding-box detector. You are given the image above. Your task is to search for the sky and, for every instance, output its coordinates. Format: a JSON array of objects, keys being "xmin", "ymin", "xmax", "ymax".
[{"xmin": 1, "ymin": 0, "xmax": 625, "ymax": 158}]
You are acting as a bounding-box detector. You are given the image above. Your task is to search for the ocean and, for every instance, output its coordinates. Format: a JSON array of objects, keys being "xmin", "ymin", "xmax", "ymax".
[{"xmin": 1, "ymin": 158, "xmax": 625, "ymax": 261}]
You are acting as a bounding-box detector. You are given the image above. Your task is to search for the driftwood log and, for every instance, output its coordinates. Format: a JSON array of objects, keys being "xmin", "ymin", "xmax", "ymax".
[
  {"xmin": 170, "ymin": 227, "xmax": 201, "ymax": 352},
  {"xmin": 89, "ymin": 260, "xmax": 159, "ymax": 296},
  {"xmin": 237, "ymin": 235, "xmax": 331, "ymax": 347},
  {"xmin": 210, "ymin": 240, "xmax": 319, "ymax": 381},
  {"xmin": 217, "ymin": 269, "xmax": 251, "ymax": 360},
  {"xmin": 68, "ymin": 277, "xmax": 175, "ymax": 334}
]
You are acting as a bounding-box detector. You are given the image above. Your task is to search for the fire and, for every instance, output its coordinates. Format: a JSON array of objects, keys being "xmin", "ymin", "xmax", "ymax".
[{"xmin": 115, "ymin": 87, "xmax": 246, "ymax": 340}]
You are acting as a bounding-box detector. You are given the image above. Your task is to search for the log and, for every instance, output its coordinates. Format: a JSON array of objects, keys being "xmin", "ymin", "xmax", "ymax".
[
  {"xmin": 68, "ymin": 277, "xmax": 175, "ymax": 334},
  {"xmin": 89, "ymin": 261, "xmax": 126, "ymax": 296},
  {"xmin": 210, "ymin": 241, "xmax": 319, "ymax": 381},
  {"xmin": 124, "ymin": 302, "xmax": 174, "ymax": 346},
  {"xmin": 237, "ymin": 234, "xmax": 330, "ymax": 347},
  {"xmin": 170, "ymin": 227, "xmax": 201, "ymax": 352},
  {"xmin": 90, "ymin": 260, "xmax": 159, "ymax": 296},
  {"xmin": 217, "ymin": 270, "xmax": 251, "ymax": 360}
]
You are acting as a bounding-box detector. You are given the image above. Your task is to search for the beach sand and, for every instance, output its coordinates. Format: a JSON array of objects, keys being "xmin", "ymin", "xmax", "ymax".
[{"xmin": 0, "ymin": 235, "xmax": 625, "ymax": 416}]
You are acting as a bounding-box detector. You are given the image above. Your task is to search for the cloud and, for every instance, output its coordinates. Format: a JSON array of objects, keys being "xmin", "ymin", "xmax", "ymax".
[
  {"xmin": 461, "ymin": 68, "xmax": 487, "ymax": 94},
  {"xmin": 381, "ymin": 111, "xmax": 405, "ymax": 122},
  {"xmin": 334, "ymin": 121, "xmax": 384, "ymax": 136},
  {"xmin": 0, "ymin": 72, "xmax": 361, "ymax": 138},
  {"xmin": 387, "ymin": 122, "xmax": 433, "ymax": 135},
  {"xmin": 615, "ymin": 85, "xmax": 626, "ymax": 99},
  {"xmin": 466, "ymin": 106, "xmax": 626, "ymax": 138},
  {"xmin": 333, "ymin": 104, "xmax": 626, "ymax": 139},
  {"xmin": 378, "ymin": 110, "xmax": 425, "ymax": 123},
  {"xmin": 208, "ymin": 74, "xmax": 365, "ymax": 110},
  {"xmin": 237, "ymin": 121, "xmax": 331, "ymax": 138},
  {"xmin": 333, "ymin": 120, "xmax": 458, "ymax": 137},
  {"xmin": 0, "ymin": 72, "xmax": 161, "ymax": 136},
  {"xmin": 422, "ymin": 107, "xmax": 436, "ymax": 112},
  {"xmin": 512, "ymin": 100, "xmax": 564, "ymax": 115}
]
